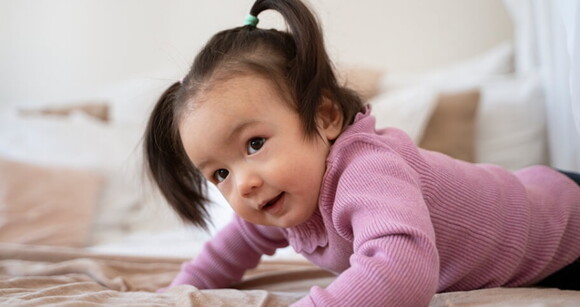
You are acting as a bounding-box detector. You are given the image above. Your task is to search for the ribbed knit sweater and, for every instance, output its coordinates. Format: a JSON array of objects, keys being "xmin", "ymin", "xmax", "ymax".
[{"xmin": 169, "ymin": 108, "xmax": 580, "ymax": 306}]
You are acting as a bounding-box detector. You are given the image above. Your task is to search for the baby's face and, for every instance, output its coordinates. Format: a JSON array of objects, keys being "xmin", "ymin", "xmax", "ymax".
[{"xmin": 179, "ymin": 75, "xmax": 333, "ymax": 228}]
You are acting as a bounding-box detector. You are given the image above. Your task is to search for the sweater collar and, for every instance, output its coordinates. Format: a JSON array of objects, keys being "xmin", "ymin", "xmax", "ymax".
[{"xmin": 285, "ymin": 208, "xmax": 328, "ymax": 254}]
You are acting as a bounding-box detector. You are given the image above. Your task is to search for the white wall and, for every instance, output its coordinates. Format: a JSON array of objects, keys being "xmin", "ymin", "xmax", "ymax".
[{"xmin": 0, "ymin": 0, "xmax": 512, "ymax": 105}]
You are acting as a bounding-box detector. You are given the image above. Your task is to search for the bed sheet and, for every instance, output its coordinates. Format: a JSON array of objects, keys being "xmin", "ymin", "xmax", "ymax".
[{"xmin": 2, "ymin": 243, "xmax": 580, "ymax": 306}]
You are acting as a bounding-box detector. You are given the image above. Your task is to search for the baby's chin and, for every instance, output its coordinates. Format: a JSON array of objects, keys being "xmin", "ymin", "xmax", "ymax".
[
  {"xmin": 270, "ymin": 211, "xmax": 318, "ymax": 228},
  {"xmin": 250, "ymin": 219, "xmax": 301, "ymax": 229},
  {"xmin": 243, "ymin": 214, "xmax": 309, "ymax": 229}
]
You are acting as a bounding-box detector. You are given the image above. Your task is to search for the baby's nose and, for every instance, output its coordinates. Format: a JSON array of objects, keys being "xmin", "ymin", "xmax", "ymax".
[{"xmin": 237, "ymin": 169, "xmax": 262, "ymax": 197}]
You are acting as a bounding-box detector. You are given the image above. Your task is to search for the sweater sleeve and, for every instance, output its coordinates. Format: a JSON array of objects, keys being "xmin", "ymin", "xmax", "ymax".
[
  {"xmin": 294, "ymin": 140, "xmax": 440, "ymax": 306},
  {"xmin": 169, "ymin": 215, "xmax": 288, "ymax": 289}
]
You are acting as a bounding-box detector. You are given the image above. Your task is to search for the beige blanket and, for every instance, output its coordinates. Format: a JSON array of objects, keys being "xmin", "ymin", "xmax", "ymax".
[{"xmin": 1, "ymin": 243, "xmax": 579, "ymax": 306}]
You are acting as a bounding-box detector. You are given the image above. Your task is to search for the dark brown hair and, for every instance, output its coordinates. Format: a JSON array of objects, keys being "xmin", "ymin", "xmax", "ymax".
[{"xmin": 144, "ymin": 0, "xmax": 364, "ymax": 229}]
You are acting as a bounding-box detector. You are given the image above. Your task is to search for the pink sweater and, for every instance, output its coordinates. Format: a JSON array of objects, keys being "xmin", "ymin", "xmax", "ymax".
[{"xmin": 170, "ymin": 109, "xmax": 580, "ymax": 306}]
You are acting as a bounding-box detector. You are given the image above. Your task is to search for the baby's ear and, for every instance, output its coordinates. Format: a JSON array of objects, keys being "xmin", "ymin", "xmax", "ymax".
[{"xmin": 316, "ymin": 95, "xmax": 343, "ymax": 142}]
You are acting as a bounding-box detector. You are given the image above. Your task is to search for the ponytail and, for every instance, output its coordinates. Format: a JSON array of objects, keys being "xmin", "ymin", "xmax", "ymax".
[{"xmin": 144, "ymin": 82, "xmax": 210, "ymax": 229}]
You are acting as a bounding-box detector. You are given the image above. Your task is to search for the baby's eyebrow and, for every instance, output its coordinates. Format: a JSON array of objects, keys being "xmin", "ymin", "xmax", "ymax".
[{"xmin": 226, "ymin": 120, "xmax": 258, "ymax": 142}]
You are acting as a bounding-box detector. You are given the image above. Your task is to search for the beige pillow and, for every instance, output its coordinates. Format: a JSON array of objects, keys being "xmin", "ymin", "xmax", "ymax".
[
  {"xmin": 19, "ymin": 102, "xmax": 110, "ymax": 122},
  {"xmin": 419, "ymin": 90, "xmax": 480, "ymax": 162},
  {"xmin": 0, "ymin": 157, "xmax": 103, "ymax": 247}
]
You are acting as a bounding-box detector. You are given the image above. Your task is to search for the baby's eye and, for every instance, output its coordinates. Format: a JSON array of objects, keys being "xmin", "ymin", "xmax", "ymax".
[
  {"xmin": 247, "ymin": 137, "xmax": 265, "ymax": 154},
  {"xmin": 213, "ymin": 169, "xmax": 229, "ymax": 183}
]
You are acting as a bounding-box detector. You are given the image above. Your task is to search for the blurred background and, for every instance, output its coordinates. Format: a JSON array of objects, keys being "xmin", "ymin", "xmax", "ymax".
[
  {"xmin": 0, "ymin": 0, "xmax": 512, "ymax": 105},
  {"xmin": 0, "ymin": 0, "xmax": 578, "ymax": 256}
]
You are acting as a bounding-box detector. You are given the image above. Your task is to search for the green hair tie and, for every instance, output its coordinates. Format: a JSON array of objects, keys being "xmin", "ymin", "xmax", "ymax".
[{"xmin": 244, "ymin": 14, "xmax": 259, "ymax": 27}]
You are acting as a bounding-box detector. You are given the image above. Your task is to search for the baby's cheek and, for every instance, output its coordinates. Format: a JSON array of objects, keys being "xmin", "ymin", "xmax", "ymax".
[
  {"xmin": 227, "ymin": 199, "xmax": 244, "ymax": 216},
  {"xmin": 219, "ymin": 186, "xmax": 235, "ymax": 206}
]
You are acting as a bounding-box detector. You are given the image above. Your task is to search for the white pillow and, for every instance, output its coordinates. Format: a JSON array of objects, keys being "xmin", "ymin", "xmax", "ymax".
[
  {"xmin": 370, "ymin": 85, "xmax": 438, "ymax": 143},
  {"xmin": 476, "ymin": 72, "xmax": 547, "ymax": 169},
  {"xmin": 373, "ymin": 42, "xmax": 547, "ymax": 170},
  {"xmin": 381, "ymin": 42, "xmax": 514, "ymax": 93}
]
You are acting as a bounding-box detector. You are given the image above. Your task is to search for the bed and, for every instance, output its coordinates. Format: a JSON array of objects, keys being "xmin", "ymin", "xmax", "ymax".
[{"xmin": 2, "ymin": 43, "xmax": 579, "ymax": 306}]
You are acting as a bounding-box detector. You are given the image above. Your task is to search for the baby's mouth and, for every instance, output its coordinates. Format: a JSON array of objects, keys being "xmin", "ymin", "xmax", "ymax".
[{"xmin": 260, "ymin": 193, "xmax": 283, "ymax": 210}]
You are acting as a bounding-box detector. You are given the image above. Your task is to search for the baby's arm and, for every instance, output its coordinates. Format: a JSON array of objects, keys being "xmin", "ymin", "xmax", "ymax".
[
  {"xmin": 294, "ymin": 142, "xmax": 440, "ymax": 306},
  {"xmin": 168, "ymin": 215, "xmax": 288, "ymax": 289},
  {"xmin": 295, "ymin": 229, "xmax": 439, "ymax": 306}
]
